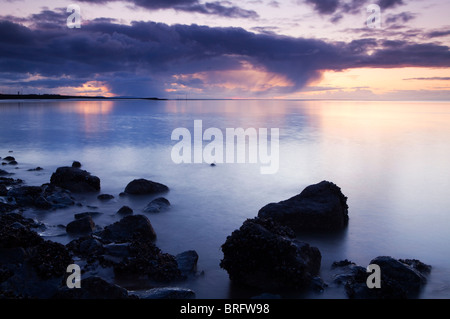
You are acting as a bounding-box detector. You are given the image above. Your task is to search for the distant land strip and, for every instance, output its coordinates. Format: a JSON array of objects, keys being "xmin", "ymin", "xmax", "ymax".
[{"xmin": 0, "ymin": 93, "xmax": 166, "ymax": 100}]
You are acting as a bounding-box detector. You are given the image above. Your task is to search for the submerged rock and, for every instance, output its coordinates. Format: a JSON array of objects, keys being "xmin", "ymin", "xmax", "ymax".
[
  {"xmin": 176, "ymin": 250, "xmax": 199, "ymax": 277},
  {"xmin": 124, "ymin": 179, "xmax": 169, "ymax": 195},
  {"xmin": 50, "ymin": 166, "xmax": 100, "ymax": 193},
  {"xmin": 258, "ymin": 181, "xmax": 349, "ymax": 231},
  {"xmin": 143, "ymin": 197, "xmax": 170, "ymax": 213},
  {"xmin": 100, "ymin": 214, "xmax": 157, "ymax": 243},
  {"xmin": 97, "ymin": 194, "xmax": 114, "ymax": 201},
  {"xmin": 220, "ymin": 217, "xmax": 321, "ymax": 290}
]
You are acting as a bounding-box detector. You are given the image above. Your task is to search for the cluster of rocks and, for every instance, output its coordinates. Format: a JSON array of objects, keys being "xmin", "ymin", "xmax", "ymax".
[
  {"xmin": 0, "ymin": 153, "xmax": 433, "ymax": 299},
  {"xmin": 0, "ymin": 157, "xmax": 197, "ymax": 299},
  {"xmin": 220, "ymin": 180, "xmax": 431, "ymax": 299}
]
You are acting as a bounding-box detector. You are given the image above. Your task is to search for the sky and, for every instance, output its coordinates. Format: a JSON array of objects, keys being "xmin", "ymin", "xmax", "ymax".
[{"xmin": 0, "ymin": 0, "xmax": 449, "ymax": 99}]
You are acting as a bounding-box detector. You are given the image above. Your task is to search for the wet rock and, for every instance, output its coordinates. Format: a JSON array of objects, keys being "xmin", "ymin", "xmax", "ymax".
[
  {"xmin": 220, "ymin": 217, "xmax": 321, "ymax": 290},
  {"xmin": 132, "ymin": 287, "xmax": 196, "ymax": 299},
  {"xmin": 8, "ymin": 161, "xmax": 18, "ymax": 166},
  {"xmin": 176, "ymin": 250, "xmax": 199, "ymax": 276},
  {"xmin": 41, "ymin": 184, "xmax": 75, "ymax": 209},
  {"xmin": 7, "ymin": 186, "xmax": 50, "ymax": 209},
  {"xmin": 54, "ymin": 276, "xmax": 130, "ymax": 299},
  {"xmin": 66, "ymin": 236, "xmax": 105, "ymax": 258},
  {"xmin": 144, "ymin": 197, "xmax": 170, "ymax": 213},
  {"xmin": 116, "ymin": 206, "xmax": 133, "ymax": 216},
  {"xmin": 100, "ymin": 214, "xmax": 157, "ymax": 243},
  {"xmin": 3, "ymin": 156, "xmax": 15, "ymax": 162},
  {"xmin": 27, "ymin": 167, "xmax": 43, "ymax": 172},
  {"xmin": 97, "ymin": 194, "xmax": 114, "ymax": 201},
  {"xmin": 7, "ymin": 184, "xmax": 75, "ymax": 210},
  {"xmin": 0, "ymin": 184, "xmax": 7, "ymax": 196},
  {"xmin": 258, "ymin": 181, "xmax": 349, "ymax": 231},
  {"xmin": 124, "ymin": 179, "xmax": 169, "ymax": 195},
  {"xmin": 0, "ymin": 177, "xmax": 22, "ymax": 187},
  {"xmin": 0, "ymin": 169, "xmax": 11, "ymax": 176},
  {"xmin": 66, "ymin": 216, "xmax": 95, "ymax": 235},
  {"xmin": 50, "ymin": 166, "xmax": 100, "ymax": 193},
  {"xmin": 104, "ymin": 243, "xmax": 131, "ymax": 258},
  {"xmin": 113, "ymin": 240, "xmax": 183, "ymax": 283},
  {"xmin": 28, "ymin": 241, "xmax": 73, "ymax": 280},
  {"xmin": 332, "ymin": 257, "xmax": 432, "ymax": 299}
]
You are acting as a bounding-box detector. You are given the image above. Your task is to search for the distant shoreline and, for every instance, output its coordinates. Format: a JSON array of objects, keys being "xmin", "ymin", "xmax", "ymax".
[{"xmin": 0, "ymin": 93, "xmax": 166, "ymax": 100}]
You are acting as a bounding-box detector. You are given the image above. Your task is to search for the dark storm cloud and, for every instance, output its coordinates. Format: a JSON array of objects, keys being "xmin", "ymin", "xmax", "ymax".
[
  {"xmin": 378, "ymin": 0, "xmax": 403, "ymax": 9},
  {"xmin": 304, "ymin": 0, "xmax": 340, "ymax": 14},
  {"xmin": 426, "ymin": 29, "xmax": 450, "ymax": 38},
  {"xmin": 303, "ymin": 0, "xmax": 406, "ymax": 23},
  {"xmin": 0, "ymin": 10, "xmax": 449, "ymax": 96},
  {"xmin": 385, "ymin": 12, "xmax": 416, "ymax": 25},
  {"xmin": 77, "ymin": 0, "xmax": 259, "ymax": 18}
]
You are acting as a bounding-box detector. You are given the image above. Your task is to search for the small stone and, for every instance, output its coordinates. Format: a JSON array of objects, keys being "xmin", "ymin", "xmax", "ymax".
[
  {"xmin": 116, "ymin": 206, "xmax": 133, "ymax": 216},
  {"xmin": 97, "ymin": 194, "xmax": 114, "ymax": 201},
  {"xmin": 72, "ymin": 161, "xmax": 82, "ymax": 168}
]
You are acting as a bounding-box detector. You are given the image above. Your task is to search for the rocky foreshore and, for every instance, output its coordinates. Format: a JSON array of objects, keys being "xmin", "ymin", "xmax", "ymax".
[{"xmin": 0, "ymin": 154, "xmax": 432, "ymax": 299}]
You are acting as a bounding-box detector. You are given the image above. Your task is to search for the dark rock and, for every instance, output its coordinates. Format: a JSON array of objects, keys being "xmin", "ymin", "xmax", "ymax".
[
  {"xmin": 220, "ymin": 217, "xmax": 321, "ymax": 290},
  {"xmin": 124, "ymin": 179, "xmax": 169, "ymax": 195},
  {"xmin": 0, "ymin": 169, "xmax": 11, "ymax": 176},
  {"xmin": 54, "ymin": 276, "xmax": 130, "ymax": 299},
  {"xmin": 332, "ymin": 256, "xmax": 432, "ymax": 299},
  {"xmin": 50, "ymin": 166, "xmax": 100, "ymax": 193},
  {"xmin": 176, "ymin": 250, "xmax": 199, "ymax": 276},
  {"xmin": 7, "ymin": 184, "xmax": 75, "ymax": 209},
  {"xmin": 66, "ymin": 216, "xmax": 95, "ymax": 235},
  {"xmin": 0, "ymin": 184, "xmax": 7, "ymax": 196},
  {"xmin": 7, "ymin": 186, "xmax": 49, "ymax": 208},
  {"xmin": 28, "ymin": 241, "xmax": 73, "ymax": 280},
  {"xmin": 0, "ymin": 177, "xmax": 23, "ymax": 187},
  {"xmin": 72, "ymin": 161, "xmax": 82, "ymax": 168},
  {"xmin": 41, "ymin": 184, "xmax": 75, "ymax": 209},
  {"xmin": 66, "ymin": 236, "xmax": 104, "ymax": 258},
  {"xmin": 144, "ymin": 197, "xmax": 170, "ymax": 213},
  {"xmin": 8, "ymin": 160, "xmax": 18, "ymax": 166},
  {"xmin": 3, "ymin": 156, "xmax": 15, "ymax": 162},
  {"xmin": 116, "ymin": 206, "xmax": 133, "ymax": 216},
  {"xmin": 114, "ymin": 240, "xmax": 183, "ymax": 283},
  {"xmin": 104, "ymin": 243, "xmax": 131, "ymax": 258},
  {"xmin": 132, "ymin": 287, "xmax": 196, "ymax": 299},
  {"xmin": 258, "ymin": 181, "xmax": 349, "ymax": 231},
  {"xmin": 27, "ymin": 167, "xmax": 43, "ymax": 172},
  {"xmin": 97, "ymin": 194, "xmax": 114, "ymax": 201},
  {"xmin": 210, "ymin": 163, "xmax": 216, "ymax": 167},
  {"xmin": 100, "ymin": 214, "xmax": 157, "ymax": 243}
]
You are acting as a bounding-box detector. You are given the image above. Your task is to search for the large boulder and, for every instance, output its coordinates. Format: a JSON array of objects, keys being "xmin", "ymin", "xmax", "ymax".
[
  {"xmin": 124, "ymin": 179, "xmax": 169, "ymax": 195},
  {"xmin": 332, "ymin": 257, "xmax": 431, "ymax": 299},
  {"xmin": 99, "ymin": 214, "xmax": 157, "ymax": 243},
  {"xmin": 220, "ymin": 217, "xmax": 321, "ymax": 290},
  {"xmin": 258, "ymin": 181, "xmax": 349, "ymax": 231},
  {"xmin": 50, "ymin": 166, "xmax": 100, "ymax": 193}
]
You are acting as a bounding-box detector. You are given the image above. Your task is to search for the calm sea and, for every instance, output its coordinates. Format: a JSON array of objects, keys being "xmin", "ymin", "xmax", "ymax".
[{"xmin": 1, "ymin": 99, "xmax": 449, "ymax": 299}]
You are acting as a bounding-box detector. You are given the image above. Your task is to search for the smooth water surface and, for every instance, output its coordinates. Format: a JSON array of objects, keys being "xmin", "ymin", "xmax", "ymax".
[{"xmin": 1, "ymin": 99, "xmax": 450, "ymax": 298}]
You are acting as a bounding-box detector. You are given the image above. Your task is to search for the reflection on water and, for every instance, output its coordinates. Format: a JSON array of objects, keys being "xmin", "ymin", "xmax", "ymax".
[{"xmin": 1, "ymin": 99, "xmax": 450, "ymax": 299}]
